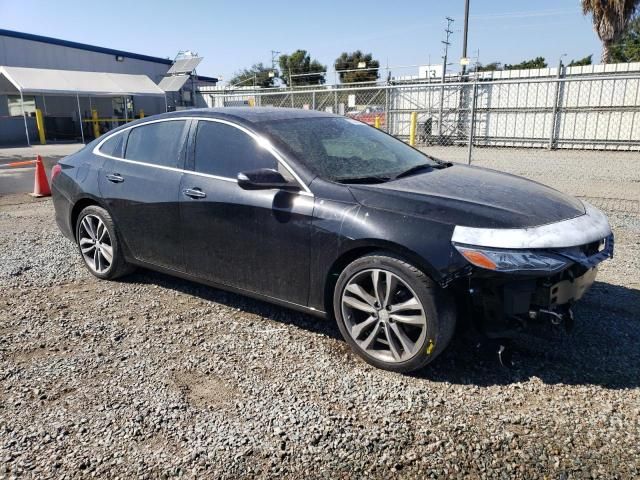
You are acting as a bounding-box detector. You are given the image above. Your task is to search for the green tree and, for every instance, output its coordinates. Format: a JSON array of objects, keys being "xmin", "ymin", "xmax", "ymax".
[
  {"xmin": 278, "ymin": 50, "xmax": 326, "ymax": 86},
  {"xmin": 229, "ymin": 63, "xmax": 276, "ymax": 88},
  {"xmin": 582, "ymin": 0, "xmax": 640, "ymax": 63},
  {"xmin": 610, "ymin": 15, "xmax": 640, "ymax": 62},
  {"xmin": 474, "ymin": 61, "xmax": 502, "ymax": 72},
  {"xmin": 504, "ymin": 57, "xmax": 548, "ymax": 70},
  {"xmin": 568, "ymin": 55, "xmax": 594, "ymax": 66},
  {"xmin": 334, "ymin": 51, "xmax": 380, "ymax": 83}
]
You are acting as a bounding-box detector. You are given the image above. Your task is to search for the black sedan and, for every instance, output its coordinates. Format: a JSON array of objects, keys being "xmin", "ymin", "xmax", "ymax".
[{"xmin": 51, "ymin": 108, "xmax": 613, "ymax": 372}]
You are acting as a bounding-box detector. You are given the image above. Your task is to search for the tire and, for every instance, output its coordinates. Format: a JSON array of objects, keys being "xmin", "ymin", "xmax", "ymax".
[
  {"xmin": 333, "ymin": 252, "xmax": 456, "ymax": 373},
  {"xmin": 75, "ymin": 205, "xmax": 134, "ymax": 280}
]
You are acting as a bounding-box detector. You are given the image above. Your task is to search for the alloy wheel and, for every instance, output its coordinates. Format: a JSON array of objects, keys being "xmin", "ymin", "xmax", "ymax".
[
  {"xmin": 78, "ymin": 214, "xmax": 113, "ymax": 274},
  {"xmin": 341, "ymin": 268, "xmax": 427, "ymax": 363}
]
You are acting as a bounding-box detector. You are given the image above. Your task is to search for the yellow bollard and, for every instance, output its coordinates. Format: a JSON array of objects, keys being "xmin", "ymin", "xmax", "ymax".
[
  {"xmin": 139, "ymin": 109, "xmax": 144, "ymax": 119},
  {"xmin": 374, "ymin": 115, "xmax": 381, "ymax": 129},
  {"xmin": 409, "ymin": 111, "xmax": 417, "ymax": 146},
  {"xmin": 91, "ymin": 109, "xmax": 100, "ymax": 139},
  {"xmin": 35, "ymin": 108, "xmax": 46, "ymax": 145}
]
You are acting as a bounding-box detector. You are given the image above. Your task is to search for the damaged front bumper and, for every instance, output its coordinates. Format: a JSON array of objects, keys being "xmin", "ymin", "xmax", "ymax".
[
  {"xmin": 447, "ymin": 201, "xmax": 614, "ymax": 337},
  {"xmin": 463, "ymin": 260, "xmax": 604, "ymax": 338}
]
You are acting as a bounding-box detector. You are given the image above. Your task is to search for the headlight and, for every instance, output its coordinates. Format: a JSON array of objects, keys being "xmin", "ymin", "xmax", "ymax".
[{"xmin": 454, "ymin": 244, "xmax": 571, "ymax": 273}]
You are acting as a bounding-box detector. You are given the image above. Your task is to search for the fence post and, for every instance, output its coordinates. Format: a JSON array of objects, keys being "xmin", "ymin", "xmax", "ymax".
[
  {"xmin": 312, "ymin": 91, "xmax": 316, "ymax": 110},
  {"xmin": 437, "ymin": 77, "xmax": 445, "ymax": 141},
  {"xmin": 91, "ymin": 109, "xmax": 100, "ymax": 139},
  {"xmin": 334, "ymin": 88, "xmax": 338, "ymax": 114},
  {"xmin": 548, "ymin": 60, "xmax": 564, "ymax": 150},
  {"xmin": 409, "ymin": 112, "xmax": 417, "ymax": 146},
  {"xmin": 384, "ymin": 86, "xmax": 390, "ymax": 133},
  {"xmin": 466, "ymin": 81, "xmax": 478, "ymax": 165},
  {"xmin": 76, "ymin": 94, "xmax": 85, "ymax": 144},
  {"xmin": 35, "ymin": 108, "xmax": 46, "ymax": 145}
]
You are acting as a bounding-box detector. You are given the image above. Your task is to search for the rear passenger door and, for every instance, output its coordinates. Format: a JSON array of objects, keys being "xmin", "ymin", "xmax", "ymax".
[
  {"xmin": 179, "ymin": 119, "xmax": 314, "ymax": 305},
  {"xmin": 98, "ymin": 119, "xmax": 190, "ymax": 271}
]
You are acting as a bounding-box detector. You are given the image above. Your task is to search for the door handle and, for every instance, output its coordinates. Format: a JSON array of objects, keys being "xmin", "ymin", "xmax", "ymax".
[
  {"xmin": 106, "ymin": 173, "xmax": 124, "ymax": 183},
  {"xmin": 183, "ymin": 187, "xmax": 206, "ymax": 199}
]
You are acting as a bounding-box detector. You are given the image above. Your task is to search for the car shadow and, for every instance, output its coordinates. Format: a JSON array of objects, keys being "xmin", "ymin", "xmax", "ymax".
[
  {"xmin": 121, "ymin": 269, "xmax": 343, "ymax": 341},
  {"xmin": 416, "ymin": 281, "xmax": 640, "ymax": 390},
  {"xmin": 124, "ymin": 271, "xmax": 639, "ymax": 390}
]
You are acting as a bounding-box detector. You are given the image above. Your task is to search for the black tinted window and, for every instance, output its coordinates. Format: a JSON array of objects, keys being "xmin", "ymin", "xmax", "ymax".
[
  {"xmin": 125, "ymin": 120, "xmax": 186, "ymax": 168},
  {"xmin": 100, "ymin": 132, "xmax": 125, "ymax": 158},
  {"xmin": 194, "ymin": 121, "xmax": 277, "ymax": 177}
]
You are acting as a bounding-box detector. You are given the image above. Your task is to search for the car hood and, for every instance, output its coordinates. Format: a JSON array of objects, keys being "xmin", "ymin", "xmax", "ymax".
[{"xmin": 348, "ymin": 164, "xmax": 585, "ymax": 229}]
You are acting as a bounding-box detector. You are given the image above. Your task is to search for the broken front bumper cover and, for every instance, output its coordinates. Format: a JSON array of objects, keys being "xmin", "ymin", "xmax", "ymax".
[
  {"xmin": 447, "ymin": 201, "xmax": 614, "ymax": 338},
  {"xmin": 543, "ymin": 267, "xmax": 598, "ymax": 305}
]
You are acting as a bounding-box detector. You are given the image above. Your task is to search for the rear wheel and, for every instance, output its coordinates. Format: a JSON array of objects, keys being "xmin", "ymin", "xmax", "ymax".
[
  {"xmin": 333, "ymin": 253, "xmax": 455, "ymax": 373},
  {"xmin": 75, "ymin": 205, "xmax": 133, "ymax": 280}
]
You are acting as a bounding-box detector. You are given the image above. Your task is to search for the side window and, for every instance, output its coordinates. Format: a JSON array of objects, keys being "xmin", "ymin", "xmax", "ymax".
[
  {"xmin": 99, "ymin": 132, "xmax": 126, "ymax": 158},
  {"xmin": 194, "ymin": 121, "xmax": 279, "ymax": 178},
  {"xmin": 125, "ymin": 120, "xmax": 187, "ymax": 168}
]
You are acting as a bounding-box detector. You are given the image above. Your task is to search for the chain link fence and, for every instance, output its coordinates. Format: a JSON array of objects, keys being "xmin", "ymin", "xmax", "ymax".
[{"xmin": 198, "ymin": 72, "xmax": 640, "ymax": 219}]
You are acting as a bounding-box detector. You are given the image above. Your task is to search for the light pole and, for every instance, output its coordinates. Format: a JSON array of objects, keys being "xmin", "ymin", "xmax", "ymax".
[{"xmin": 461, "ymin": 0, "xmax": 470, "ymax": 76}]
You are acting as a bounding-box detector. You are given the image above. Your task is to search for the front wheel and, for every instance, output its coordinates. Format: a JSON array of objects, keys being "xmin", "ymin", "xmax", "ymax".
[
  {"xmin": 75, "ymin": 205, "xmax": 133, "ymax": 280},
  {"xmin": 333, "ymin": 253, "xmax": 456, "ymax": 373}
]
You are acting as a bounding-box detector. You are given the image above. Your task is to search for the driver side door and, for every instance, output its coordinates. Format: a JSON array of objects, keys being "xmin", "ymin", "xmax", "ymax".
[{"xmin": 179, "ymin": 119, "xmax": 314, "ymax": 306}]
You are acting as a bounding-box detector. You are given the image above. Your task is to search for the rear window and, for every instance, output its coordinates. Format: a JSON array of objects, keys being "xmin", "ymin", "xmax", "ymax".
[{"xmin": 99, "ymin": 132, "xmax": 126, "ymax": 158}]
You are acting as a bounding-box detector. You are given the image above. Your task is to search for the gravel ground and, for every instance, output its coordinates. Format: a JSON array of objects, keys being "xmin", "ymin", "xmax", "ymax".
[{"xmin": 1, "ymin": 194, "xmax": 639, "ymax": 479}]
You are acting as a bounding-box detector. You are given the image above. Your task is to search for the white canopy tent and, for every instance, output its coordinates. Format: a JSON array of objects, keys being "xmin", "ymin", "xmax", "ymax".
[{"xmin": 0, "ymin": 66, "xmax": 166, "ymax": 145}]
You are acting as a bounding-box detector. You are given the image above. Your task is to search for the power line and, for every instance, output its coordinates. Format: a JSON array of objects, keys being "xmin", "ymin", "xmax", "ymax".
[{"xmin": 468, "ymin": 8, "xmax": 577, "ymax": 20}]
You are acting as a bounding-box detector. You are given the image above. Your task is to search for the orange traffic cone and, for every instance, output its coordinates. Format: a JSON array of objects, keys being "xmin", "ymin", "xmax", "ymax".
[{"xmin": 30, "ymin": 155, "xmax": 51, "ymax": 197}]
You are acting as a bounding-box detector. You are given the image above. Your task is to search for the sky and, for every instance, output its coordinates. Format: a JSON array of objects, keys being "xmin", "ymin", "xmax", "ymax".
[{"xmin": 0, "ymin": 0, "xmax": 602, "ymax": 82}]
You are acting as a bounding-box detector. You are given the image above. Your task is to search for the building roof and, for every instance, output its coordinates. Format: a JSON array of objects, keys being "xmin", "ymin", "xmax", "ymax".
[
  {"xmin": 0, "ymin": 29, "xmax": 219, "ymax": 84},
  {"xmin": 0, "ymin": 29, "xmax": 172, "ymax": 65},
  {"xmin": 0, "ymin": 66, "xmax": 165, "ymax": 96}
]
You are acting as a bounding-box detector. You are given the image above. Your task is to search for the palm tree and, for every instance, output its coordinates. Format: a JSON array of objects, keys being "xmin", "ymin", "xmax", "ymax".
[{"xmin": 582, "ymin": 0, "xmax": 640, "ymax": 63}]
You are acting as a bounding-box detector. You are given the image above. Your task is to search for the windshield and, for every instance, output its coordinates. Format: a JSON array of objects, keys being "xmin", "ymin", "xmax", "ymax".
[{"xmin": 260, "ymin": 116, "xmax": 440, "ymax": 182}]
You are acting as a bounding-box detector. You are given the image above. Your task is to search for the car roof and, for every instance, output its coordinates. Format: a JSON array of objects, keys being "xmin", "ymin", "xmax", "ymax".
[
  {"xmin": 100, "ymin": 107, "xmax": 339, "ymax": 184},
  {"xmin": 155, "ymin": 107, "xmax": 339, "ymax": 124}
]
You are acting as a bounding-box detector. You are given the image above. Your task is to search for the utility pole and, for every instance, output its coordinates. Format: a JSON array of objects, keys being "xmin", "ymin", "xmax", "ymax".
[
  {"xmin": 441, "ymin": 17, "xmax": 454, "ymax": 85},
  {"xmin": 461, "ymin": 0, "xmax": 470, "ymax": 76},
  {"xmin": 270, "ymin": 50, "xmax": 281, "ymax": 85},
  {"xmin": 438, "ymin": 17, "xmax": 454, "ymax": 139},
  {"xmin": 270, "ymin": 50, "xmax": 281, "ymax": 72}
]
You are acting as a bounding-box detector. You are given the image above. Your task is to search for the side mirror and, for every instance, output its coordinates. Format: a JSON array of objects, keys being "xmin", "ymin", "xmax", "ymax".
[{"xmin": 237, "ymin": 168, "xmax": 300, "ymax": 191}]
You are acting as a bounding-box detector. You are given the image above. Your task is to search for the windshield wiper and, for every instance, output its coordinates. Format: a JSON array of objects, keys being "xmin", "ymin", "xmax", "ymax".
[
  {"xmin": 433, "ymin": 160, "xmax": 454, "ymax": 168},
  {"xmin": 392, "ymin": 163, "xmax": 435, "ymax": 180},
  {"xmin": 335, "ymin": 175, "xmax": 391, "ymax": 184}
]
